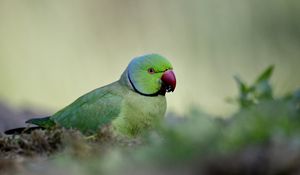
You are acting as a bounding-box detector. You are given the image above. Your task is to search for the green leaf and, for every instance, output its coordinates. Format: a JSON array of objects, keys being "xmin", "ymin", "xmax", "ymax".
[
  {"xmin": 234, "ymin": 75, "xmax": 248, "ymax": 94},
  {"xmin": 255, "ymin": 65, "xmax": 274, "ymax": 83}
]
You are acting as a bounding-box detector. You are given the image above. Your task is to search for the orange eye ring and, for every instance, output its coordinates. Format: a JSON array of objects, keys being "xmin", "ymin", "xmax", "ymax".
[{"xmin": 148, "ymin": 68, "xmax": 155, "ymax": 74}]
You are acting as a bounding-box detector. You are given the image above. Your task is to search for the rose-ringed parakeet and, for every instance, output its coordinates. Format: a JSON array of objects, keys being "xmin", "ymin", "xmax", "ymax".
[{"xmin": 5, "ymin": 54, "xmax": 176, "ymax": 137}]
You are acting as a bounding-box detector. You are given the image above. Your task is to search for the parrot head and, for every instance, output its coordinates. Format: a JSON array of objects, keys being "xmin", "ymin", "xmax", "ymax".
[{"xmin": 126, "ymin": 54, "xmax": 176, "ymax": 96}]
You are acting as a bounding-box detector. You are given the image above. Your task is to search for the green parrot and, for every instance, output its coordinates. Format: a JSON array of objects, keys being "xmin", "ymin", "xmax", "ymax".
[{"xmin": 5, "ymin": 54, "xmax": 176, "ymax": 137}]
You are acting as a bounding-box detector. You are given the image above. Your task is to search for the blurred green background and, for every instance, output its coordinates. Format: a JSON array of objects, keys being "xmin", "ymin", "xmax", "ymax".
[{"xmin": 0, "ymin": 0, "xmax": 299, "ymax": 116}]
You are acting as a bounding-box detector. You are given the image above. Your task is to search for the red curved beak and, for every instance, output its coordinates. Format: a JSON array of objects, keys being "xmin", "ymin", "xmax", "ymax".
[{"xmin": 161, "ymin": 70, "xmax": 176, "ymax": 92}]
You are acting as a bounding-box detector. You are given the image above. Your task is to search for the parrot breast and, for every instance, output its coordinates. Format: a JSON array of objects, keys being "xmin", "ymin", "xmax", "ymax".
[{"xmin": 112, "ymin": 89, "xmax": 167, "ymax": 137}]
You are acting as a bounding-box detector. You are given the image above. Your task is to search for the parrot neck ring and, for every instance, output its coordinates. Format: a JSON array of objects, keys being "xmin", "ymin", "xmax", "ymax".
[{"xmin": 127, "ymin": 72, "xmax": 166, "ymax": 97}]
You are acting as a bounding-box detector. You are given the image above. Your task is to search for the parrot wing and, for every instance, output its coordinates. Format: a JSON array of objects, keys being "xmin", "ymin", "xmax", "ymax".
[{"xmin": 51, "ymin": 82, "xmax": 124, "ymax": 134}]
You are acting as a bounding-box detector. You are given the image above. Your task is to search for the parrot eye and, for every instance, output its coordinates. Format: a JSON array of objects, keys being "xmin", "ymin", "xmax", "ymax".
[{"xmin": 148, "ymin": 68, "xmax": 155, "ymax": 74}]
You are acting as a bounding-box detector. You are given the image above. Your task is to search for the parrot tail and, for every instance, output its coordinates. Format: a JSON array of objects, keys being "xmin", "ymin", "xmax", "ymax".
[
  {"xmin": 26, "ymin": 116, "xmax": 56, "ymax": 128},
  {"xmin": 4, "ymin": 126, "xmax": 44, "ymax": 135},
  {"xmin": 4, "ymin": 116, "xmax": 56, "ymax": 135}
]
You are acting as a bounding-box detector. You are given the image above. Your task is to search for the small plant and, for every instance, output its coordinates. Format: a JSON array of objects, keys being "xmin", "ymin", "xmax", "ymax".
[{"xmin": 233, "ymin": 65, "xmax": 274, "ymax": 108}]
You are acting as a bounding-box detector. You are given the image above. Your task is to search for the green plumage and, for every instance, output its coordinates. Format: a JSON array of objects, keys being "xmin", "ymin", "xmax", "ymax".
[{"xmin": 24, "ymin": 54, "xmax": 174, "ymax": 137}]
